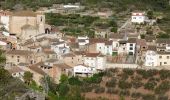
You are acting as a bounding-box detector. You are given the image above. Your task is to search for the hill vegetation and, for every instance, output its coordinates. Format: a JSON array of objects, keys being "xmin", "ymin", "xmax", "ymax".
[
  {"xmin": 1, "ymin": 0, "xmax": 170, "ymax": 33},
  {"xmin": 45, "ymin": 68, "xmax": 170, "ymax": 100}
]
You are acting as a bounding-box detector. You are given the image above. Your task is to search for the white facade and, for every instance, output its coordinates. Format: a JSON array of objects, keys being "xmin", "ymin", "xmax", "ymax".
[
  {"xmin": 0, "ymin": 15, "xmax": 10, "ymax": 31},
  {"xmin": 84, "ymin": 55, "xmax": 106, "ymax": 70},
  {"xmin": 166, "ymin": 44, "xmax": 170, "ymax": 52},
  {"xmin": 131, "ymin": 12, "xmax": 146, "ymax": 24},
  {"xmin": 126, "ymin": 43, "xmax": 136, "ymax": 55},
  {"xmin": 96, "ymin": 42, "xmax": 113, "ymax": 55},
  {"xmin": 73, "ymin": 65, "xmax": 94, "ymax": 76},
  {"xmin": 145, "ymin": 51, "xmax": 158, "ymax": 67},
  {"xmin": 78, "ymin": 36, "xmax": 89, "ymax": 46},
  {"xmin": 51, "ymin": 41, "xmax": 70, "ymax": 54}
]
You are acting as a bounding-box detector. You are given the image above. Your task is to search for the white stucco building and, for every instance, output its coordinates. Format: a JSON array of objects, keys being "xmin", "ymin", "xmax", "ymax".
[
  {"xmin": 73, "ymin": 64, "xmax": 94, "ymax": 77},
  {"xmin": 145, "ymin": 50, "xmax": 158, "ymax": 67},
  {"xmin": 131, "ymin": 12, "xmax": 146, "ymax": 24},
  {"xmin": 0, "ymin": 11, "xmax": 10, "ymax": 31},
  {"xmin": 126, "ymin": 38, "xmax": 136, "ymax": 55},
  {"xmin": 84, "ymin": 53, "xmax": 106, "ymax": 70}
]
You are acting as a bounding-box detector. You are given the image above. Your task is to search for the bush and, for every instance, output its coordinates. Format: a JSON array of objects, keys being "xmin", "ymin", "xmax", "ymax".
[
  {"xmin": 144, "ymin": 81, "xmax": 157, "ymax": 90},
  {"xmin": 106, "ymin": 88, "xmax": 119, "ymax": 94},
  {"xmin": 155, "ymin": 81, "xmax": 170, "ymax": 94},
  {"xmin": 118, "ymin": 80, "xmax": 132, "ymax": 89},
  {"xmin": 123, "ymin": 68, "xmax": 134, "ymax": 76},
  {"xmin": 142, "ymin": 94, "xmax": 156, "ymax": 100},
  {"xmin": 157, "ymin": 95, "xmax": 169, "ymax": 100},
  {"xmin": 159, "ymin": 70, "xmax": 170, "ymax": 80},
  {"xmin": 120, "ymin": 73, "xmax": 129, "ymax": 80},
  {"xmin": 136, "ymin": 69, "xmax": 150, "ymax": 79},
  {"xmin": 58, "ymin": 83, "xmax": 69, "ymax": 96},
  {"xmin": 119, "ymin": 90, "xmax": 130, "ymax": 96},
  {"xmin": 131, "ymin": 92, "xmax": 142, "ymax": 98},
  {"xmin": 132, "ymin": 81, "xmax": 143, "ymax": 89},
  {"xmin": 148, "ymin": 77, "xmax": 160, "ymax": 82},
  {"xmin": 68, "ymin": 76, "xmax": 82, "ymax": 86},
  {"xmin": 147, "ymin": 69, "xmax": 158, "ymax": 76},
  {"xmin": 94, "ymin": 86, "xmax": 105, "ymax": 94},
  {"xmin": 105, "ymin": 78, "xmax": 117, "ymax": 87},
  {"xmin": 84, "ymin": 73, "xmax": 103, "ymax": 84},
  {"xmin": 81, "ymin": 85, "xmax": 93, "ymax": 93}
]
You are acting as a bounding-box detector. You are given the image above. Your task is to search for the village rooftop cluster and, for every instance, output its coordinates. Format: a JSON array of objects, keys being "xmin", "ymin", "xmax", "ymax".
[{"xmin": 0, "ymin": 8, "xmax": 169, "ymax": 86}]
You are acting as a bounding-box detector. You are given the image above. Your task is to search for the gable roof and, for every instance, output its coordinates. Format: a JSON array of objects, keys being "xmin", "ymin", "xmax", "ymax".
[
  {"xmin": 7, "ymin": 50, "xmax": 33, "ymax": 56},
  {"xmin": 29, "ymin": 62, "xmax": 46, "ymax": 76},
  {"xmin": 8, "ymin": 67, "xmax": 24, "ymax": 74},
  {"xmin": 54, "ymin": 63, "xmax": 72, "ymax": 69},
  {"xmin": 85, "ymin": 53, "xmax": 100, "ymax": 57},
  {"xmin": 12, "ymin": 11, "xmax": 38, "ymax": 17},
  {"xmin": 128, "ymin": 38, "xmax": 136, "ymax": 43},
  {"xmin": 156, "ymin": 39, "xmax": 170, "ymax": 44}
]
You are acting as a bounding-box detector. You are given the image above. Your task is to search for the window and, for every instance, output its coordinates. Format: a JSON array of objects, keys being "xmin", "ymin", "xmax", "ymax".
[
  {"xmin": 130, "ymin": 44, "xmax": 133, "ymax": 46},
  {"xmin": 40, "ymin": 16, "xmax": 43, "ymax": 22},
  {"xmin": 11, "ymin": 56, "xmax": 14, "ymax": 58},
  {"xmin": 17, "ymin": 56, "xmax": 20, "ymax": 58},
  {"xmin": 164, "ymin": 62, "xmax": 167, "ymax": 64},
  {"xmin": 159, "ymin": 56, "xmax": 162, "ymax": 59},
  {"xmin": 72, "ymin": 57, "xmax": 73, "ymax": 59},
  {"xmin": 17, "ymin": 59, "xmax": 19, "ymax": 62},
  {"xmin": 167, "ymin": 56, "xmax": 169, "ymax": 59},
  {"xmin": 133, "ymin": 17, "xmax": 136, "ymax": 19},
  {"xmin": 130, "ymin": 47, "xmax": 133, "ymax": 50}
]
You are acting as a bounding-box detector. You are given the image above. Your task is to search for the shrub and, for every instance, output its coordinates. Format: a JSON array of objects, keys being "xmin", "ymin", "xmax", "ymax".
[
  {"xmin": 106, "ymin": 88, "xmax": 119, "ymax": 94},
  {"xmin": 81, "ymin": 85, "xmax": 93, "ymax": 93},
  {"xmin": 157, "ymin": 95, "xmax": 169, "ymax": 100},
  {"xmin": 58, "ymin": 83, "xmax": 69, "ymax": 96},
  {"xmin": 147, "ymin": 69, "xmax": 158, "ymax": 76},
  {"xmin": 142, "ymin": 94, "xmax": 156, "ymax": 100},
  {"xmin": 144, "ymin": 81, "xmax": 157, "ymax": 90},
  {"xmin": 148, "ymin": 77, "xmax": 160, "ymax": 82},
  {"xmin": 136, "ymin": 69, "xmax": 151, "ymax": 79},
  {"xmin": 84, "ymin": 73, "xmax": 103, "ymax": 84},
  {"xmin": 118, "ymin": 80, "xmax": 132, "ymax": 89},
  {"xmin": 120, "ymin": 73, "xmax": 129, "ymax": 80},
  {"xmin": 132, "ymin": 81, "xmax": 143, "ymax": 89},
  {"xmin": 68, "ymin": 76, "xmax": 82, "ymax": 86},
  {"xmin": 105, "ymin": 78, "xmax": 116, "ymax": 87},
  {"xmin": 119, "ymin": 90, "xmax": 130, "ymax": 96},
  {"xmin": 159, "ymin": 70, "xmax": 170, "ymax": 80},
  {"xmin": 123, "ymin": 68, "xmax": 134, "ymax": 76},
  {"xmin": 155, "ymin": 81, "xmax": 170, "ymax": 94},
  {"xmin": 131, "ymin": 92, "xmax": 142, "ymax": 98},
  {"xmin": 94, "ymin": 86, "xmax": 105, "ymax": 94}
]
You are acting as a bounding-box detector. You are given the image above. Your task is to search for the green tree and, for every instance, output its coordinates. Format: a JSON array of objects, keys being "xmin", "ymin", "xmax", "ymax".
[
  {"xmin": 23, "ymin": 71, "xmax": 33, "ymax": 85},
  {"xmin": 58, "ymin": 83, "xmax": 69, "ymax": 96},
  {"xmin": 147, "ymin": 10, "xmax": 154, "ymax": 19},
  {"xmin": 0, "ymin": 68, "xmax": 11, "ymax": 84},
  {"xmin": 59, "ymin": 74, "xmax": 68, "ymax": 83}
]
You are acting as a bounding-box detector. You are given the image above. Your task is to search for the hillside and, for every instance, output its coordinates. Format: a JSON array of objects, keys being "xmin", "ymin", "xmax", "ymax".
[
  {"xmin": 0, "ymin": 68, "xmax": 28, "ymax": 100},
  {"xmin": 1, "ymin": 0, "xmax": 170, "ymax": 33}
]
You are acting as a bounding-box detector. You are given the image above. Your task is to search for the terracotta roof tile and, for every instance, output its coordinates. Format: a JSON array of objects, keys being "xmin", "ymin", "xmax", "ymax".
[
  {"xmin": 7, "ymin": 50, "xmax": 33, "ymax": 55},
  {"xmin": 29, "ymin": 62, "xmax": 46, "ymax": 75},
  {"xmin": 8, "ymin": 67, "xmax": 24, "ymax": 74}
]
